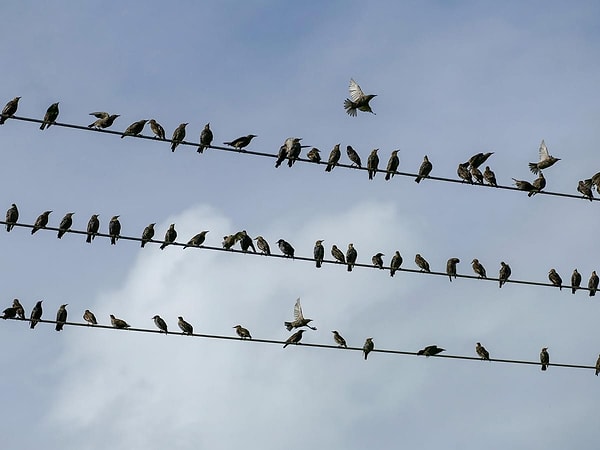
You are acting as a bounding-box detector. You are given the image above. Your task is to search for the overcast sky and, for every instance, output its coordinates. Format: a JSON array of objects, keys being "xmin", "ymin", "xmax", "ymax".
[{"xmin": 1, "ymin": 1, "xmax": 599, "ymax": 449}]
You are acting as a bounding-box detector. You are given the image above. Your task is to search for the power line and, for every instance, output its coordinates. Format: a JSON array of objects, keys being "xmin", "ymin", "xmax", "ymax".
[{"xmin": 5, "ymin": 115, "xmax": 597, "ymax": 203}]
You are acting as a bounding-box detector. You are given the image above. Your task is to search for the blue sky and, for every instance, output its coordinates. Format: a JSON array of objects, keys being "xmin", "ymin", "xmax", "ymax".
[{"xmin": 1, "ymin": 2, "xmax": 599, "ymax": 449}]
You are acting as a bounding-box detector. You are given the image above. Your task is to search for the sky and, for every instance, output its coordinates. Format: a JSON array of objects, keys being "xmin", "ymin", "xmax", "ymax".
[{"xmin": 0, "ymin": 1, "xmax": 599, "ymax": 449}]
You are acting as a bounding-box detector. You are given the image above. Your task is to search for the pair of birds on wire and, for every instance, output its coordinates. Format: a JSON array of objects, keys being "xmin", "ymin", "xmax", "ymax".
[
  {"xmin": 512, "ymin": 140, "xmax": 561, "ymax": 196},
  {"xmin": 547, "ymin": 268, "xmax": 599, "ymax": 296}
]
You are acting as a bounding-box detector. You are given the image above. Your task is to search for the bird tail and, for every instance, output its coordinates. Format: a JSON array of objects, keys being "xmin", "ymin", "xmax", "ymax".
[
  {"xmin": 415, "ymin": 177, "xmax": 422, "ymax": 183},
  {"xmin": 316, "ymin": 260, "xmax": 321, "ymax": 268},
  {"xmin": 541, "ymin": 365, "xmax": 547, "ymax": 371},
  {"xmin": 86, "ymin": 235, "xmax": 92, "ymax": 243},
  {"xmin": 385, "ymin": 173, "xmax": 391, "ymax": 181},
  {"xmin": 171, "ymin": 143, "xmax": 177, "ymax": 152},
  {"xmin": 325, "ymin": 164, "xmax": 332, "ymax": 172},
  {"xmin": 197, "ymin": 146, "xmax": 204, "ymax": 153},
  {"xmin": 309, "ymin": 325, "xmax": 317, "ymax": 330},
  {"xmin": 40, "ymin": 123, "xmax": 46, "ymax": 130},
  {"xmin": 111, "ymin": 237, "xmax": 116, "ymax": 245},
  {"xmin": 364, "ymin": 353, "xmax": 368, "ymax": 360},
  {"xmin": 288, "ymin": 159, "xmax": 294, "ymax": 168},
  {"xmin": 590, "ymin": 291, "xmax": 596, "ymax": 297},
  {"xmin": 572, "ymin": 287, "xmax": 577, "ymax": 294},
  {"xmin": 283, "ymin": 343, "xmax": 289, "ymax": 348},
  {"xmin": 390, "ymin": 269, "xmax": 395, "ymax": 277},
  {"xmin": 347, "ymin": 264, "xmax": 352, "ymax": 272},
  {"xmin": 344, "ymin": 99, "xmax": 357, "ymax": 116},
  {"xmin": 160, "ymin": 244, "xmax": 166, "ymax": 250},
  {"xmin": 528, "ymin": 163, "xmax": 539, "ymax": 174},
  {"xmin": 284, "ymin": 322, "xmax": 292, "ymax": 331},
  {"xmin": 30, "ymin": 321, "xmax": 36, "ymax": 329}
]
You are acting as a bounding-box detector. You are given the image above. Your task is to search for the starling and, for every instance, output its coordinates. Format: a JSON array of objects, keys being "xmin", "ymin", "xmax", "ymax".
[
  {"xmin": 5, "ymin": 203, "xmax": 18, "ymax": 232},
  {"xmin": 284, "ymin": 298, "xmax": 317, "ymax": 331},
  {"xmin": 178, "ymin": 316, "xmax": 193, "ymax": 335},
  {"xmin": 152, "ymin": 315, "xmax": 168, "ymax": 334},
  {"xmin": 483, "ymin": 166, "xmax": 497, "ymax": 186},
  {"xmin": 346, "ymin": 243, "xmax": 357, "ymax": 272},
  {"xmin": 238, "ymin": 230, "xmax": 256, "ymax": 253},
  {"xmin": 197, "ymin": 123, "xmax": 213, "ymax": 153},
  {"xmin": 596, "ymin": 354, "xmax": 600, "ymax": 376},
  {"xmin": 372, "ymin": 252, "xmax": 384, "ymax": 269},
  {"xmin": 548, "ymin": 269, "xmax": 562, "ymax": 290},
  {"xmin": 571, "ymin": 269, "xmax": 582, "ymax": 294},
  {"xmin": 0, "ymin": 96, "xmax": 20, "ymax": 124},
  {"xmin": 471, "ymin": 258, "xmax": 487, "ymax": 279},
  {"xmin": 306, "ymin": 147, "xmax": 321, "ymax": 163},
  {"xmin": 457, "ymin": 162, "xmax": 473, "ymax": 184},
  {"xmin": 86, "ymin": 214, "xmax": 100, "ymax": 243},
  {"xmin": 476, "ymin": 342, "xmax": 490, "ymax": 360},
  {"xmin": 540, "ymin": 347, "xmax": 549, "ymax": 371},
  {"xmin": 222, "ymin": 234, "xmax": 237, "ymax": 250},
  {"xmin": 415, "ymin": 155, "xmax": 432, "ymax": 183},
  {"xmin": 385, "ymin": 150, "xmax": 400, "ymax": 181},
  {"xmin": 223, "ymin": 134, "xmax": 257, "ymax": 151},
  {"xmin": 592, "ymin": 172, "xmax": 600, "ymax": 194},
  {"xmin": 588, "ymin": 271, "xmax": 599, "ymax": 297},
  {"xmin": 577, "ymin": 180, "xmax": 594, "ymax": 201},
  {"xmin": 286, "ymin": 137, "xmax": 303, "ymax": 167},
  {"xmin": 40, "ymin": 102, "xmax": 59, "ymax": 130},
  {"xmin": 2, "ymin": 307, "xmax": 17, "ymax": 320},
  {"xmin": 83, "ymin": 309, "xmax": 97, "ymax": 325},
  {"xmin": 30, "ymin": 300, "xmax": 43, "ymax": 329},
  {"xmin": 363, "ymin": 337, "xmax": 374, "ymax": 360},
  {"xmin": 367, "ymin": 148, "xmax": 379, "ymax": 179},
  {"xmin": 390, "ymin": 251, "xmax": 403, "ymax": 277},
  {"xmin": 233, "ymin": 324, "xmax": 252, "ymax": 339},
  {"xmin": 12, "ymin": 299, "xmax": 25, "ymax": 319},
  {"xmin": 109, "ymin": 215, "xmax": 121, "ymax": 245},
  {"xmin": 254, "ymin": 235, "xmax": 270, "ymax": 255},
  {"xmin": 283, "ymin": 329, "xmax": 305, "ymax": 348},
  {"xmin": 417, "ymin": 345, "xmax": 445, "ymax": 357},
  {"xmin": 120, "ymin": 119, "xmax": 147, "ymax": 138},
  {"xmin": 331, "ymin": 245, "xmax": 346, "ymax": 264},
  {"xmin": 88, "ymin": 112, "xmax": 120, "ymax": 129},
  {"xmin": 415, "ymin": 254, "xmax": 430, "ymax": 272},
  {"xmin": 170, "ymin": 123, "xmax": 188, "ymax": 152},
  {"xmin": 528, "ymin": 171, "xmax": 546, "ymax": 197},
  {"xmin": 468, "ymin": 152, "xmax": 494, "ymax": 169},
  {"xmin": 141, "ymin": 223, "xmax": 156, "ymax": 248},
  {"xmin": 446, "ymin": 257, "xmax": 460, "ymax": 282},
  {"xmin": 314, "ymin": 239, "xmax": 325, "ymax": 268},
  {"xmin": 184, "ymin": 230, "xmax": 209, "ymax": 249},
  {"xmin": 148, "ymin": 119, "xmax": 166, "ymax": 139},
  {"xmin": 529, "ymin": 140, "xmax": 560, "ymax": 174},
  {"xmin": 160, "ymin": 224, "xmax": 177, "ymax": 250},
  {"xmin": 277, "ymin": 239, "xmax": 295, "ymax": 258},
  {"xmin": 512, "ymin": 178, "xmax": 535, "ymax": 192},
  {"xmin": 275, "ymin": 144, "xmax": 287, "ymax": 168},
  {"xmin": 470, "ymin": 165, "xmax": 484, "ymax": 184},
  {"xmin": 31, "ymin": 210, "xmax": 52, "ymax": 234},
  {"xmin": 332, "ymin": 331, "xmax": 347, "ymax": 348},
  {"xmin": 344, "ymin": 78, "xmax": 377, "ymax": 116},
  {"xmin": 346, "ymin": 145, "xmax": 362, "ymax": 168},
  {"xmin": 57, "ymin": 212, "xmax": 74, "ymax": 239},
  {"xmin": 55, "ymin": 304, "xmax": 68, "ymax": 331},
  {"xmin": 325, "ymin": 144, "xmax": 341, "ymax": 172},
  {"xmin": 110, "ymin": 314, "xmax": 130, "ymax": 329},
  {"xmin": 499, "ymin": 261, "xmax": 511, "ymax": 288}
]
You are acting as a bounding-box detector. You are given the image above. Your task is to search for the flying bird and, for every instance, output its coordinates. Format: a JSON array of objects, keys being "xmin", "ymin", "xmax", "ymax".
[
  {"xmin": 178, "ymin": 316, "xmax": 193, "ymax": 335},
  {"xmin": 446, "ymin": 258, "xmax": 460, "ymax": 282},
  {"xmin": 529, "ymin": 140, "xmax": 560, "ymax": 174},
  {"xmin": 152, "ymin": 315, "xmax": 168, "ymax": 334},
  {"xmin": 31, "ymin": 210, "xmax": 52, "ymax": 234},
  {"xmin": 160, "ymin": 224, "xmax": 177, "ymax": 250},
  {"xmin": 5, "ymin": 203, "xmax": 18, "ymax": 232},
  {"xmin": 483, "ymin": 166, "xmax": 497, "ymax": 186},
  {"xmin": 233, "ymin": 325, "xmax": 252, "ymax": 339},
  {"xmin": 390, "ymin": 251, "xmax": 403, "ymax": 277},
  {"xmin": 121, "ymin": 119, "xmax": 147, "ymax": 138},
  {"xmin": 88, "ymin": 112, "xmax": 119, "ymax": 129},
  {"xmin": 283, "ymin": 329, "xmax": 305, "ymax": 348},
  {"xmin": 367, "ymin": 148, "xmax": 379, "ymax": 179},
  {"xmin": 372, "ymin": 252, "xmax": 384, "ymax": 269},
  {"xmin": 254, "ymin": 236, "xmax": 270, "ymax": 255},
  {"xmin": 141, "ymin": 223, "xmax": 156, "ymax": 248},
  {"xmin": 499, "ymin": 262, "xmax": 511, "ymax": 288},
  {"xmin": 148, "ymin": 119, "xmax": 166, "ymax": 139},
  {"xmin": 415, "ymin": 254, "xmax": 430, "ymax": 272},
  {"xmin": 540, "ymin": 347, "xmax": 549, "ymax": 371},
  {"xmin": 109, "ymin": 215, "xmax": 121, "ymax": 245},
  {"xmin": 284, "ymin": 298, "xmax": 317, "ymax": 331},
  {"xmin": 57, "ymin": 212, "xmax": 74, "ymax": 239},
  {"xmin": 346, "ymin": 145, "xmax": 362, "ymax": 168},
  {"xmin": 55, "ymin": 304, "xmax": 68, "ymax": 331},
  {"xmin": 415, "ymin": 155, "xmax": 432, "ymax": 183},
  {"xmin": 417, "ymin": 345, "xmax": 445, "ymax": 357},
  {"xmin": 223, "ymin": 134, "xmax": 257, "ymax": 151},
  {"xmin": 468, "ymin": 152, "xmax": 494, "ymax": 169},
  {"xmin": 548, "ymin": 269, "xmax": 562, "ymax": 290},
  {"xmin": 325, "ymin": 144, "xmax": 341, "ymax": 172},
  {"xmin": 83, "ymin": 309, "xmax": 97, "ymax": 325},
  {"xmin": 197, "ymin": 123, "xmax": 213, "ymax": 153},
  {"xmin": 588, "ymin": 271, "xmax": 599, "ymax": 297},
  {"xmin": 110, "ymin": 314, "xmax": 130, "ymax": 329},
  {"xmin": 314, "ymin": 240, "xmax": 325, "ymax": 268},
  {"xmin": 331, "ymin": 245, "xmax": 346, "ymax": 264},
  {"xmin": 385, "ymin": 150, "xmax": 400, "ymax": 181},
  {"xmin": 476, "ymin": 342, "xmax": 490, "ymax": 360},
  {"xmin": 86, "ymin": 214, "xmax": 100, "ymax": 243},
  {"xmin": 30, "ymin": 300, "xmax": 43, "ymax": 329},
  {"xmin": 363, "ymin": 337, "xmax": 374, "ymax": 360},
  {"xmin": 471, "ymin": 258, "xmax": 487, "ymax": 279},
  {"xmin": 332, "ymin": 331, "xmax": 347, "ymax": 348},
  {"xmin": 277, "ymin": 239, "xmax": 295, "ymax": 257},
  {"xmin": 344, "ymin": 78, "xmax": 377, "ymax": 116},
  {"xmin": 346, "ymin": 243, "xmax": 357, "ymax": 272},
  {"xmin": 0, "ymin": 96, "xmax": 21, "ymax": 124},
  {"xmin": 184, "ymin": 231, "xmax": 209, "ymax": 248},
  {"xmin": 571, "ymin": 269, "xmax": 582, "ymax": 294},
  {"xmin": 170, "ymin": 123, "xmax": 188, "ymax": 152},
  {"xmin": 40, "ymin": 102, "xmax": 60, "ymax": 130}
]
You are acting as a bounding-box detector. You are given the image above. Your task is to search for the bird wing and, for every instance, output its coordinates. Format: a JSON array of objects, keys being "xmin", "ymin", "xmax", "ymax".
[
  {"xmin": 293, "ymin": 298, "xmax": 304, "ymax": 320},
  {"xmin": 348, "ymin": 78, "xmax": 365, "ymax": 102},
  {"xmin": 89, "ymin": 111, "xmax": 109, "ymax": 119},
  {"xmin": 538, "ymin": 140, "xmax": 549, "ymax": 161}
]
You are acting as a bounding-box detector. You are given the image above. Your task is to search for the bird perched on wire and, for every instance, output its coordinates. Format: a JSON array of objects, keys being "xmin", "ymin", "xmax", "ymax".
[
  {"xmin": 110, "ymin": 314, "xmax": 130, "ymax": 329},
  {"xmin": 152, "ymin": 315, "xmax": 168, "ymax": 334},
  {"xmin": 238, "ymin": 230, "xmax": 256, "ymax": 253},
  {"xmin": 83, "ymin": 309, "xmax": 97, "ymax": 325},
  {"xmin": 417, "ymin": 345, "xmax": 445, "ymax": 357},
  {"xmin": 184, "ymin": 230, "xmax": 209, "ymax": 249},
  {"xmin": 306, "ymin": 148, "xmax": 321, "ymax": 163},
  {"xmin": 275, "ymin": 144, "xmax": 287, "ymax": 168},
  {"xmin": 415, "ymin": 254, "xmax": 430, "ymax": 272},
  {"xmin": 476, "ymin": 342, "xmax": 490, "ymax": 360},
  {"xmin": 284, "ymin": 298, "xmax": 317, "ymax": 331},
  {"xmin": 88, "ymin": 112, "xmax": 119, "ymax": 129},
  {"xmin": 468, "ymin": 152, "xmax": 494, "ymax": 169},
  {"xmin": 2, "ymin": 307, "xmax": 17, "ymax": 320},
  {"xmin": 222, "ymin": 234, "xmax": 237, "ymax": 250},
  {"xmin": 577, "ymin": 180, "xmax": 594, "ymax": 201},
  {"xmin": 528, "ymin": 172, "xmax": 546, "ymax": 197},
  {"xmin": 332, "ymin": 330, "xmax": 347, "ymax": 348},
  {"xmin": 363, "ymin": 337, "xmax": 374, "ymax": 360},
  {"xmin": 499, "ymin": 261, "xmax": 511, "ymax": 288},
  {"xmin": 109, "ymin": 215, "xmax": 121, "ymax": 245},
  {"xmin": 12, "ymin": 299, "xmax": 25, "ymax": 319},
  {"xmin": 588, "ymin": 271, "xmax": 599, "ymax": 297},
  {"xmin": 148, "ymin": 119, "xmax": 165, "ymax": 139},
  {"xmin": 415, "ymin": 155, "xmax": 432, "ymax": 183},
  {"xmin": 40, "ymin": 102, "xmax": 59, "ymax": 130},
  {"xmin": 471, "ymin": 259, "xmax": 487, "ymax": 279},
  {"xmin": 178, "ymin": 316, "xmax": 193, "ymax": 335},
  {"xmin": 55, "ymin": 304, "xmax": 68, "ymax": 331},
  {"xmin": 390, "ymin": 251, "xmax": 403, "ymax": 277},
  {"xmin": 86, "ymin": 214, "xmax": 100, "ymax": 243},
  {"xmin": 595, "ymin": 355, "xmax": 600, "ymax": 376},
  {"xmin": 283, "ymin": 329, "xmax": 305, "ymax": 348},
  {"xmin": 223, "ymin": 134, "xmax": 257, "ymax": 151},
  {"xmin": 5, "ymin": 203, "xmax": 18, "ymax": 232},
  {"xmin": 286, "ymin": 137, "xmax": 304, "ymax": 167},
  {"xmin": 314, "ymin": 240, "xmax": 325, "ymax": 268},
  {"xmin": 197, "ymin": 123, "xmax": 213, "ymax": 153},
  {"xmin": 548, "ymin": 269, "xmax": 562, "ymax": 290},
  {"xmin": 457, "ymin": 162, "xmax": 473, "ymax": 184},
  {"xmin": 346, "ymin": 145, "xmax": 362, "ymax": 168},
  {"xmin": 120, "ymin": 119, "xmax": 147, "ymax": 138},
  {"xmin": 367, "ymin": 149, "xmax": 379, "ymax": 179},
  {"xmin": 31, "ymin": 210, "xmax": 52, "ymax": 234},
  {"xmin": 483, "ymin": 166, "xmax": 497, "ymax": 186},
  {"xmin": 470, "ymin": 166, "xmax": 484, "ymax": 184},
  {"xmin": 325, "ymin": 144, "xmax": 341, "ymax": 172},
  {"xmin": 141, "ymin": 223, "xmax": 155, "ymax": 248},
  {"xmin": 254, "ymin": 236, "xmax": 270, "ymax": 255},
  {"xmin": 540, "ymin": 347, "xmax": 549, "ymax": 371},
  {"xmin": 346, "ymin": 243, "xmax": 357, "ymax": 272},
  {"xmin": 529, "ymin": 140, "xmax": 560, "ymax": 174},
  {"xmin": 372, "ymin": 252, "xmax": 384, "ymax": 269},
  {"xmin": 57, "ymin": 212, "xmax": 74, "ymax": 239},
  {"xmin": 571, "ymin": 269, "xmax": 582, "ymax": 294},
  {"xmin": 233, "ymin": 324, "xmax": 252, "ymax": 339},
  {"xmin": 0, "ymin": 96, "xmax": 21, "ymax": 124},
  {"xmin": 385, "ymin": 150, "xmax": 400, "ymax": 181},
  {"xmin": 331, "ymin": 245, "xmax": 346, "ymax": 264},
  {"xmin": 160, "ymin": 224, "xmax": 177, "ymax": 250},
  {"xmin": 512, "ymin": 178, "xmax": 535, "ymax": 192},
  {"xmin": 344, "ymin": 78, "xmax": 377, "ymax": 116},
  {"xmin": 277, "ymin": 239, "xmax": 295, "ymax": 258},
  {"xmin": 170, "ymin": 123, "xmax": 188, "ymax": 152},
  {"xmin": 30, "ymin": 300, "xmax": 43, "ymax": 329},
  {"xmin": 446, "ymin": 258, "xmax": 460, "ymax": 282}
]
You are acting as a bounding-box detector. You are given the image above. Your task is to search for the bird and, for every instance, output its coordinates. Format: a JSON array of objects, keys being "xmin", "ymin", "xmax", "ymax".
[
  {"xmin": 160, "ymin": 224, "xmax": 177, "ymax": 250},
  {"xmin": 30, "ymin": 300, "xmax": 43, "ymax": 329},
  {"xmin": 367, "ymin": 148, "xmax": 379, "ymax": 179},
  {"xmin": 588, "ymin": 271, "xmax": 599, "ymax": 297},
  {"xmin": 141, "ymin": 223, "xmax": 156, "ymax": 248},
  {"xmin": 286, "ymin": 137, "xmax": 303, "ymax": 167},
  {"xmin": 417, "ymin": 345, "xmax": 445, "ymax": 357},
  {"xmin": 120, "ymin": 119, "xmax": 147, "ymax": 138},
  {"xmin": 346, "ymin": 145, "xmax": 362, "ymax": 168},
  {"xmin": 222, "ymin": 234, "xmax": 237, "ymax": 250},
  {"xmin": 540, "ymin": 347, "xmax": 550, "ymax": 371},
  {"xmin": 415, "ymin": 155, "xmax": 432, "ymax": 183},
  {"xmin": 332, "ymin": 330, "xmax": 347, "ymax": 348},
  {"xmin": 275, "ymin": 144, "xmax": 287, "ymax": 168},
  {"xmin": 2, "ymin": 307, "xmax": 17, "ymax": 320},
  {"xmin": 254, "ymin": 235, "xmax": 270, "ymax": 255},
  {"xmin": 283, "ymin": 329, "xmax": 305, "ymax": 348},
  {"xmin": 238, "ymin": 230, "xmax": 256, "ymax": 253},
  {"xmin": 314, "ymin": 240, "xmax": 325, "ymax": 268},
  {"xmin": 577, "ymin": 180, "xmax": 594, "ymax": 201},
  {"xmin": 390, "ymin": 251, "xmax": 403, "ymax": 277},
  {"xmin": 284, "ymin": 298, "xmax": 317, "ymax": 331},
  {"xmin": 385, "ymin": 150, "xmax": 400, "ymax": 180},
  {"xmin": 344, "ymin": 78, "xmax": 377, "ymax": 116},
  {"xmin": 457, "ymin": 162, "xmax": 473, "ymax": 183},
  {"xmin": 529, "ymin": 140, "xmax": 560, "ymax": 174},
  {"xmin": 476, "ymin": 342, "xmax": 490, "ymax": 360},
  {"xmin": 277, "ymin": 239, "xmax": 295, "ymax": 258},
  {"xmin": 471, "ymin": 258, "xmax": 487, "ymax": 279},
  {"xmin": 178, "ymin": 316, "xmax": 193, "ymax": 335},
  {"xmin": 88, "ymin": 112, "xmax": 119, "ymax": 129},
  {"xmin": 591, "ymin": 172, "xmax": 600, "ymax": 194},
  {"xmin": 223, "ymin": 134, "xmax": 257, "ymax": 151},
  {"xmin": 512, "ymin": 178, "xmax": 535, "ymax": 192},
  {"xmin": 197, "ymin": 123, "xmax": 213, "ymax": 153},
  {"xmin": 56, "ymin": 212, "xmax": 74, "ymax": 239},
  {"xmin": 483, "ymin": 166, "xmax": 497, "ymax": 186},
  {"xmin": 184, "ymin": 231, "xmax": 209, "ymax": 249},
  {"xmin": 12, "ymin": 299, "xmax": 25, "ymax": 319},
  {"xmin": 595, "ymin": 355, "xmax": 600, "ymax": 376},
  {"xmin": 85, "ymin": 214, "xmax": 100, "ymax": 243},
  {"xmin": 110, "ymin": 314, "xmax": 130, "ymax": 329},
  {"xmin": 468, "ymin": 152, "xmax": 494, "ymax": 169},
  {"xmin": 306, "ymin": 148, "xmax": 321, "ymax": 163},
  {"xmin": 499, "ymin": 262, "xmax": 511, "ymax": 288},
  {"xmin": 31, "ymin": 210, "xmax": 52, "ymax": 234},
  {"xmin": 83, "ymin": 309, "xmax": 97, "ymax": 325},
  {"xmin": 148, "ymin": 119, "xmax": 166, "ymax": 139},
  {"xmin": 548, "ymin": 269, "xmax": 562, "ymax": 290},
  {"xmin": 170, "ymin": 123, "xmax": 188, "ymax": 152},
  {"xmin": 55, "ymin": 304, "xmax": 68, "ymax": 331},
  {"xmin": 363, "ymin": 337, "xmax": 374, "ymax": 360},
  {"xmin": 331, "ymin": 245, "xmax": 346, "ymax": 264},
  {"xmin": 470, "ymin": 165, "xmax": 484, "ymax": 184},
  {"xmin": 0, "ymin": 96, "xmax": 21, "ymax": 124},
  {"xmin": 571, "ymin": 269, "xmax": 582, "ymax": 294},
  {"xmin": 372, "ymin": 252, "xmax": 384, "ymax": 269},
  {"xmin": 325, "ymin": 144, "xmax": 341, "ymax": 172},
  {"xmin": 40, "ymin": 102, "xmax": 59, "ymax": 130},
  {"xmin": 415, "ymin": 254, "xmax": 430, "ymax": 272},
  {"xmin": 346, "ymin": 243, "xmax": 357, "ymax": 272},
  {"xmin": 233, "ymin": 325, "xmax": 252, "ymax": 339},
  {"xmin": 109, "ymin": 215, "xmax": 121, "ymax": 245},
  {"xmin": 152, "ymin": 315, "xmax": 168, "ymax": 334},
  {"xmin": 5, "ymin": 203, "xmax": 18, "ymax": 232},
  {"xmin": 446, "ymin": 258, "xmax": 460, "ymax": 282},
  {"xmin": 528, "ymin": 171, "xmax": 546, "ymax": 197}
]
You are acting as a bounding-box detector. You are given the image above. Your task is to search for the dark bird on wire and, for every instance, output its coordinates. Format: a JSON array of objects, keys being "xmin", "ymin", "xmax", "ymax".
[
  {"xmin": 499, "ymin": 261, "xmax": 511, "ymax": 288},
  {"xmin": 468, "ymin": 152, "xmax": 494, "ymax": 169},
  {"xmin": 284, "ymin": 298, "xmax": 317, "ymax": 331},
  {"xmin": 306, "ymin": 147, "xmax": 321, "ymax": 163},
  {"xmin": 148, "ymin": 119, "xmax": 165, "ymax": 139},
  {"xmin": 5, "ymin": 203, "xmax": 18, "ymax": 232},
  {"xmin": 540, "ymin": 347, "xmax": 549, "ymax": 371},
  {"xmin": 470, "ymin": 165, "xmax": 484, "ymax": 184},
  {"xmin": 2, "ymin": 307, "xmax": 17, "ymax": 320},
  {"xmin": 471, "ymin": 258, "xmax": 487, "ymax": 279},
  {"xmin": 86, "ymin": 214, "xmax": 100, "ymax": 243},
  {"xmin": 483, "ymin": 166, "xmax": 497, "ymax": 186},
  {"xmin": 283, "ymin": 329, "xmax": 305, "ymax": 348},
  {"xmin": 446, "ymin": 257, "xmax": 460, "ymax": 282},
  {"xmin": 184, "ymin": 230, "xmax": 209, "ymax": 249},
  {"xmin": 372, "ymin": 252, "xmax": 384, "ymax": 269},
  {"xmin": 233, "ymin": 325, "xmax": 252, "ymax": 339},
  {"xmin": 571, "ymin": 269, "xmax": 582, "ymax": 294},
  {"xmin": 198, "ymin": 123, "xmax": 213, "ymax": 153},
  {"xmin": 415, "ymin": 155, "xmax": 432, "ymax": 183},
  {"xmin": 548, "ymin": 269, "xmax": 562, "ymax": 290},
  {"xmin": 346, "ymin": 243, "xmax": 357, "ymax": 272},
  {"xmin": 595, "ymin": 355, "xmax": 600, "ymax": 376},
  {"xmin": 30, "ymin": 300, "xmax": 43, "ymax": 329},
  {"xmin": 385, "ymin": 150, "xmax": 400, "ymax": 181},
  {"xmin": 170, "ymin": 123, "xmax": 188, "ymax": 152},
  {"xmin": 286, "ymin": 137, "xmax": 303, "ymax": 167},
  {"xmin": 277, "ymin": 239, "xmax": 295, "ymax": 258},
  {"xmin": 417, "ymin": 345, "xmax": 445, "ymax": 357},
  {"xmin": 88, "ymin": 112, "xmax": 119, "ymax": 129},
  {"xmin": 367, "ymin": 148, "xmax": 379, "ymax": 179},
  {"xmin": 0, "ymin": 96, "xmax": 21, "ymax": 124},
  {"xmin": 178, "ymin": 316, "xmax": 193, "ymax": 335},
  {"xmin": 31, "ymin": 210, "xmax": 52, "ymax": 234},
  {"xmin": 529, "ymin": 140, "xmax": 560, "ymax": 174},
  {"xmin": 512, "ymin": 178, "xmax": 535, "ymax": 192},
  {"xmin": 121, "ymin": 119, "xmax": 147, "ymax": 138},
  {"xmin": 528, "ymin": 171, "xmax": 546, "ymax": 197},
  {"xmin": 12, "ymin": 299, "xmax": 25, "ymax": 319},
  {"xmin": 344, "ymin": 78, "xmax": 377, "ymax": 116},
  {"xmin": 55, "ymin": 304, "xmax": 68, "ymax": 331},
  {"xmin": 332, "ymin": 330, "xmax": 347, "ymax": 348},
  {"xmin": 331, "ymin": 245, "xmax": 346, "ymax": 264},
  {"xmin": 363, "ymin": 337, "xmax": 374, "ymax": 360},
  {"xmin": 57, "ymin": 212, "xmax": 74, "ymax": 239},
  {"xmin": 275, "ymin": 144, "xmax": 287, "ymax": 168},
  {"xmin": 152, "ymin": 315, "xmax": 168, "ymax": 334},
  {"xmin": 457, "ymin": 162, "xmax": 473, "ymax": 184},
  {"xmin": 314, "ymin": 240, "xmax": 325, "ymax": 268},
  {"xmin": 40, "ymin": 102, "xmax": 59, "ymax": 130},
  {"xmin": 83, "ymin": 309, "xmax": 97, "ymax": 325},
  {"xmin": 415, "ymin": 254, "xmax": 430, "ymax": 272},
  {"xmin": 160, "ymin": 224, "xmax": 177, "ymax": 250},
  {"xmin": 254, "ymin": 235, "xmax": 270, "ymax": 255},
  {"xmin": 141, "ymin": 223, "xmax": 155, "ymax": 248},
  {"xmin": 110, "ymin": 314, "xmax": 130, "ymax": 329},
  {"xmin": 588, "ymin": 271, "xmax": 599, "ymax": 297},
  {"xmin": 390, "ymin": 251, "xmax": 403, "ymax": 277},
  {"xmin": 476, "ymin": 342, "xmax": 490, "ymax": 360},
  {"xmin": 239, "ymin": 230, "xmax": 256, "ymax": 253},
  {"xmin": 325, "ymin": 144, "xmax": 341, "ymax": 172},
  {"xmin": 577, "ymin": 180, "xmax": 594, "ymax": 201},
  {"xmin": 591, "ymin": 172, "xmax": 600, "ymax": 194},
  {"xmin": 223, "ymin": 134, "xmax": 257, "ymax": 151},
  {"xmin": 109, "ymin": 215, "xmax": 121, "ymax": 245},
  {"xmin": 346, "ymin": 145, "xmax": 362, "ymax": 168}
]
